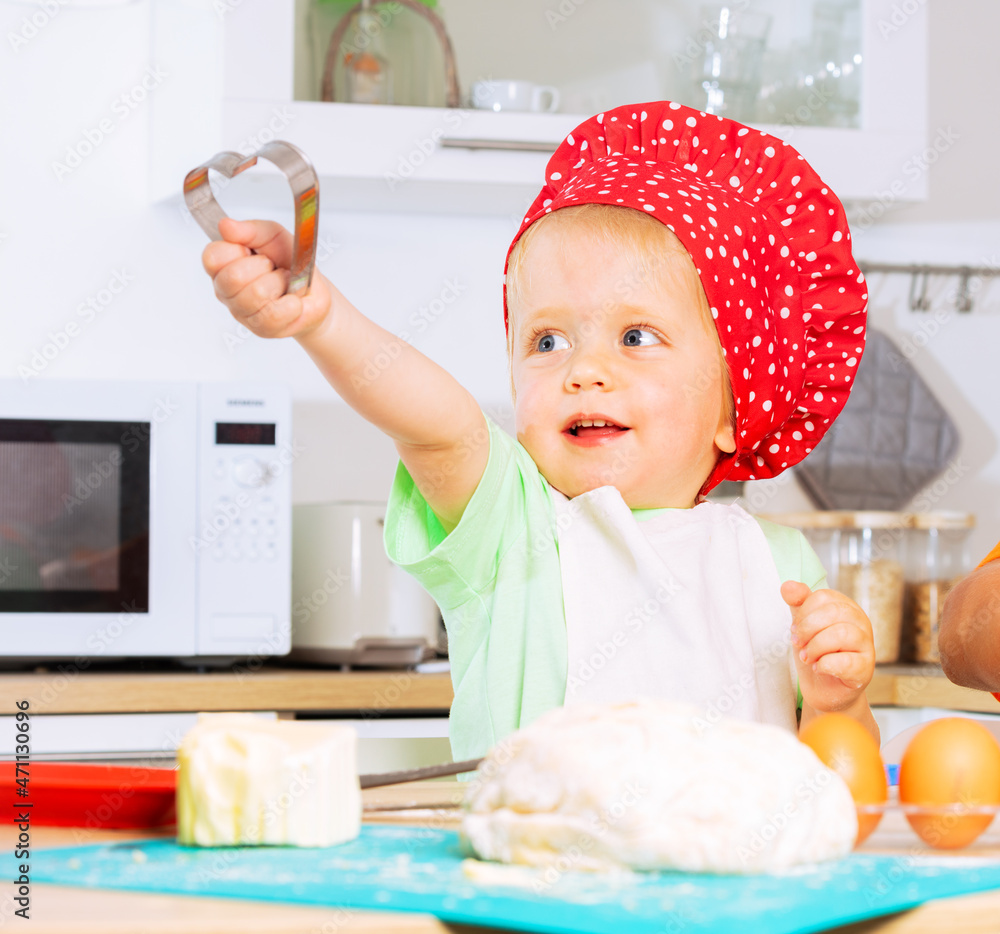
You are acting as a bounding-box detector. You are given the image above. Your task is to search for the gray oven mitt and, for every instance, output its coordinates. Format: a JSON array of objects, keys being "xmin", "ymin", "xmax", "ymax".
[{"xmin": 794, "ymin": 329, "xmax": 960, "ymax": 510}]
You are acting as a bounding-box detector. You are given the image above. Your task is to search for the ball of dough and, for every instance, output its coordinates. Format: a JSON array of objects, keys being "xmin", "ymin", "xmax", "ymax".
[{"xmin": 462, "ymin": 700, "xmax": 857, "ymax": 874}]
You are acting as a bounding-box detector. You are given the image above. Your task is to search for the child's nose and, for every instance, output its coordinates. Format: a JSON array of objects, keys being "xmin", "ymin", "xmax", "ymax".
[{"xmin": 565, "ymin": 347, "xmax": 613, "ymax": 391}]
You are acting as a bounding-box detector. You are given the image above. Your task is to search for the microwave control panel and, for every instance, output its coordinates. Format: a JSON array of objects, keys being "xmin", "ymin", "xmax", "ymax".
[{"xmin": 195, "ymin": 383, "xmax": 292, "ymax": 655}]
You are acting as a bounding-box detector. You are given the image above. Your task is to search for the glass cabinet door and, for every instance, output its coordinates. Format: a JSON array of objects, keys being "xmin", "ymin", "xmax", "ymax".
[{"xmin": 297, "ymin": 0, "xmax": 865, "ymax": 130}]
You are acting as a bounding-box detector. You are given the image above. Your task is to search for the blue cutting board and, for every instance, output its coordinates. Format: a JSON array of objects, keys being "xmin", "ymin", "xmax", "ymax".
[{"xmin": 31, "ymin": 826, "xmax": 1000, "ymax": 934}]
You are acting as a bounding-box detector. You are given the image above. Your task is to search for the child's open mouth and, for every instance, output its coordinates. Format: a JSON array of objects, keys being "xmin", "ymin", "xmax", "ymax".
[{"xmin": 563, "ymin": 417, "xmax": 630, "ymax": 446}]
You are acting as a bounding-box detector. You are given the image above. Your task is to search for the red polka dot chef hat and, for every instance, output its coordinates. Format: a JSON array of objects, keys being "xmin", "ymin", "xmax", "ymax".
[{"xmin": 503, "ymin": 100, "xmax": 869, "ymax": 495}]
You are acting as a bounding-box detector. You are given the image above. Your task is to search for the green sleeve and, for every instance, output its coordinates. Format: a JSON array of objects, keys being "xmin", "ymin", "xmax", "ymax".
[
  {"xmin": 755, "ymin": 517, "xmax": 829, "ymax": 590},
  {"xmin": 383, "ymin": 410, "xmax": 516, "ymax": 611},
  {"xmin": 755, "ymin": 517, "xmax": 830, "ymax": 714}
]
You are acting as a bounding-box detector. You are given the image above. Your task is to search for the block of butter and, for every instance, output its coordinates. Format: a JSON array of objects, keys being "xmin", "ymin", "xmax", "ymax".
[{"xmin": 176, "ymin": 713, "xmax": 361, "ymax": 847}]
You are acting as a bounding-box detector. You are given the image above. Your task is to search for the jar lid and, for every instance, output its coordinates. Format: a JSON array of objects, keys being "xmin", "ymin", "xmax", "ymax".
[
  {"xmin": 758, "ymin": 511, "xmax": 914, "ymax": 529},
  {"xmin": 909, "ymin": 511, "xmax": 976, "ymax": 530}
]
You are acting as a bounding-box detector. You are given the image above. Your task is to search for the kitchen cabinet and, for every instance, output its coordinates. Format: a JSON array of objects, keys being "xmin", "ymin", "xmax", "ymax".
[{"xmin": 151, "ymin": 0, "xmax": 927, "ymax": 213}]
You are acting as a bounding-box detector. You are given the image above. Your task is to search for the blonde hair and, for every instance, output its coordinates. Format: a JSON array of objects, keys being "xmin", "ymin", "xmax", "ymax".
[{"xmin": 505, "ymin": 203, "xmax": 735, "ymax": 426}]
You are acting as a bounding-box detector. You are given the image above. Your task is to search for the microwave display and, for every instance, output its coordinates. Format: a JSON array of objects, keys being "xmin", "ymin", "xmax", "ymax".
[
  {"xmin": 0, "ymin": 419, "xmax": 150, "ymax": 613},
  {"xmin": 215, "ymin": 422, "xmax": 276, "ymax": 445}
]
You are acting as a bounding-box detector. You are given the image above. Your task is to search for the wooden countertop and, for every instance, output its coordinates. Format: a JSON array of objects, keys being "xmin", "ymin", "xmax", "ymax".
[
  {"xmin": 866, "ymin": 663, "xmax": 1000, "ymax": 714},
  {"xmin": 3, "ymin": 662, "xmax": 998, "ymax": 716},
  {"xmin": 4, "ymin": 782, "xmax": 1000, "ymax": 934},
  {"xmin": 1, "ymin": 666, "xmax": 454, "ymax": 715}
]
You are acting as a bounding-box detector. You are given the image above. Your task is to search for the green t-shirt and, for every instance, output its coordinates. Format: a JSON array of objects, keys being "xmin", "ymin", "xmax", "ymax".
[{"xmin": 384, "ymin": 414, "xmax": 827, "ymax": 762}]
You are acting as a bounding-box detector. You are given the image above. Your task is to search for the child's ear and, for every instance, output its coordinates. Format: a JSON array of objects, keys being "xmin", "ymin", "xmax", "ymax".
[{"xmin": 714, "ymin": 417, "xmax": 736, "ymax": 455}]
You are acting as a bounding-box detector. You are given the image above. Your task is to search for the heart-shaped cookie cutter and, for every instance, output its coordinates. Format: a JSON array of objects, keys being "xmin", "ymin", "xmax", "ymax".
[{"xmin": 183, "ymin": 140, "xmax": 319, "ymax": 296}]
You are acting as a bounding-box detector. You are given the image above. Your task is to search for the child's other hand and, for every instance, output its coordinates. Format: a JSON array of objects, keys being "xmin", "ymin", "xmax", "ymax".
[
  {"xmin": 782, "ymin": 580, "xmax": 876, "ymax": 713},
  {"xmin": 201, "ymin": 217, "xmax": 333, "ymax": 340}
]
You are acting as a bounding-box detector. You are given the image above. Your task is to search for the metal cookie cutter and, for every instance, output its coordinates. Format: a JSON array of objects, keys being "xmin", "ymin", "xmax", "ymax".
[{"xmin": 183, "ymin": 140, "xmax": 319, "ymax": 296}]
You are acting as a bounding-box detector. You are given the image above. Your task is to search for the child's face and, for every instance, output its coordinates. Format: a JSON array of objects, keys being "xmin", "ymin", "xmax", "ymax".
[{"xmin": 509, "ymin": 221, "xmax": 736, "ymax": 508}]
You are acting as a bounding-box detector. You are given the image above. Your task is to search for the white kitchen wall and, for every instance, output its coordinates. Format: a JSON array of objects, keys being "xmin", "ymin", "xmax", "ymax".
[{"xmin": 1, "ymin": 0, "xmax": 998, "ymax": 563}]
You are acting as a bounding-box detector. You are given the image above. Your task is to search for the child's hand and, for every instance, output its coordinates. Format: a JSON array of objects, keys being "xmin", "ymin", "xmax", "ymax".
[
  {"xmin": 782, "ymin": 580, "xmax": 876, "ymax": 714},
  {"xmin": 201, "ymin": 217, "xmax": 334, "ymax": 340}
]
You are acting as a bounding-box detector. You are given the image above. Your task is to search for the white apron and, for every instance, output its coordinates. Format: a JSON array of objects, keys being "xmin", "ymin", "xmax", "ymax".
[{"xmin": 551, "ymin": 486, "xmax": 798, "ymax": 732}]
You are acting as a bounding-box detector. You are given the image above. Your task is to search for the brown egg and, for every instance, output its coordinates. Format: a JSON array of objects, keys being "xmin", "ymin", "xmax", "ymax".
[
  {"xmin": 899, "ymin": 718, "xmax": 1000, "ymax": 850},
  {"xmin": 799, "ymin": 713, "xmax": 887, "ymax": 845}
]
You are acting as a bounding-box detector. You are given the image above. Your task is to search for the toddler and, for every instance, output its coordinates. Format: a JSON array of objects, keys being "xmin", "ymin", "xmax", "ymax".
[{"xmin": 202, "ymin": 101, "xmax": 878, "ymax": 762}]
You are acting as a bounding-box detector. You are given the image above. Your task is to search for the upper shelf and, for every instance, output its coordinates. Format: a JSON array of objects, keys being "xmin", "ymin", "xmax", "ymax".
[{"xmin": 213, "ymin": 100, "xmax": 931, "ymax": 216}]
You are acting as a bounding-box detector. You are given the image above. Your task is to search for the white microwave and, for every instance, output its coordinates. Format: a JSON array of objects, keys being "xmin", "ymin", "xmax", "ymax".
[{"xmin": 0, "ymin": 380, "xmax": 292, "ymax": 666}]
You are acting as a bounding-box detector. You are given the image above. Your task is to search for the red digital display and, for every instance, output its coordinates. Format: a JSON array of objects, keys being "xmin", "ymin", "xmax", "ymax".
[{"xmin": 215, "ymin": 423, "xmax": 276, "ymax": 445}]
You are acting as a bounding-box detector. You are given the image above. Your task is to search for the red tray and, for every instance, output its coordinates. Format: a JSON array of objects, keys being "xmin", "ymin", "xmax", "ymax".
[{"xmin": 1, "ymin": 762, "xmax": 177, "ymax": 828}]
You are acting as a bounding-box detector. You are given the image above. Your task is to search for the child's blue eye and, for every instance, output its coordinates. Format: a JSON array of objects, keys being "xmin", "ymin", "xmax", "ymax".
[
  {"xmin": 535, "ymin": 333, "xmax": 570, "ymax": 353},
  {"xmin": 623, "ymin": 328, "xmax": 659, "ymax": 347}
]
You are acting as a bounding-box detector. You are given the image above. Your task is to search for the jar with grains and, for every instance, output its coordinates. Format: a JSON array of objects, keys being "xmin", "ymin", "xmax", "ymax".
[
  {"xmin": 903, "ymin": 512, "xmax": 975, "ymax": 664},
  {"xmin": 757, "ymin": 511, "xmax": 910, "ymax": 664}
]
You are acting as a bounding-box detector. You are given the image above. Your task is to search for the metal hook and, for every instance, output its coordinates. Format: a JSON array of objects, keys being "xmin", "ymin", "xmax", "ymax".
[
  {"xmin": 955, "ymin": 270, "xmax": 974, "ymax": 313},
  {"xmin": 908, "ymin": 269, "xmax": 931, "ymax": 312}
]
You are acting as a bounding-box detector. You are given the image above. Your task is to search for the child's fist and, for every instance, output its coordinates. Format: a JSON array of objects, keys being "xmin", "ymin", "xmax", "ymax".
[
  {"xmin": 782, "ymin": 580, "xmax": 876, "ymax": 713},
  {"xmin": 201, "ymin": 217, "xmax": 333, "ymax": 340}
]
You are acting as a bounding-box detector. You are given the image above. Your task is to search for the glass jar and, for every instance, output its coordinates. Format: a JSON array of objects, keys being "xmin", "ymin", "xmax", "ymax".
[
  {"xmin": 760, "ymin": 511, "xmax": 910, "ymax": 664},
  {"xmin": 903, "ymin": 512, "xmax": 975, "ymax": 664},
  {"xmin": 836, "ymin": 513, "xmax": 909, "ymax": 664}
]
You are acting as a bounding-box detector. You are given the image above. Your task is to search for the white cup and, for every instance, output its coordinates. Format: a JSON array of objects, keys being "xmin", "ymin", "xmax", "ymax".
[{"xmin": 470, "ymin": 79, "xmax": 560, "ymax": 113}]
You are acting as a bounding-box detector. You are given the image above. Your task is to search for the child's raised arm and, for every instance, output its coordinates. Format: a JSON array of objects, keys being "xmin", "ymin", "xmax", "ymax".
[{"xmin": 203, "ymin": 218, "xmax": 488, "ymax": 532}]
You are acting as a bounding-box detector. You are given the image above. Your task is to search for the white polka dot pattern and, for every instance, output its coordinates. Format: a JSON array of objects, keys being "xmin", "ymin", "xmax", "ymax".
[{"xmin": 502, "ymin": 100, "xmax": 869, "ymax": 492}]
